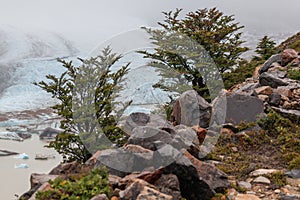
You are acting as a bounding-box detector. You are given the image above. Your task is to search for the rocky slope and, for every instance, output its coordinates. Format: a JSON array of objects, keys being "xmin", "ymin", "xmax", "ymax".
[{"xmin": 19, "ymin": 47, "xmax": 300, "ymax": 200}]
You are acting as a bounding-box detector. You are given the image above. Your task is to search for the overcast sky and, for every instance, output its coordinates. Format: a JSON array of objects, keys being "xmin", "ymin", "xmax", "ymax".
[{"xmin": 1, "ymin": 0, "xmax": 300, "ymax": 53}]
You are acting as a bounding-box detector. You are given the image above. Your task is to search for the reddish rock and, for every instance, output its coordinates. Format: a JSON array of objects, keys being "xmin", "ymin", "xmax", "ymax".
[
  {"xmin": 274, "ymin": 87, "xmax": 293, "ymax": 98},
  {"xmin": 119, "ymin": 179, "xmax": 172, "ymax": 200},
  {"xmin": 154, "ymin": 174, "xmax": 182, "ymax": 200},
  {"xmin": 49, "ymin": 161, "xmax": 80, "ymax": 175},
  {"xmin": 254, "ymin": 86, "xmax": 273, "ymax": 96},
  {"xmin": 281, "ymin": 49, "xmax": 298, "ymax": 66},
  {"xmin": 192, "ymin": 125, "xmax": 207, "ymax": 145}
]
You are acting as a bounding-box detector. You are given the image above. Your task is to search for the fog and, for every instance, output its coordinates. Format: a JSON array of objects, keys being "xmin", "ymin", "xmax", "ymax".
[{"xmin": 0, "ymin": 0, "xmax": 300, "ymax": 53}]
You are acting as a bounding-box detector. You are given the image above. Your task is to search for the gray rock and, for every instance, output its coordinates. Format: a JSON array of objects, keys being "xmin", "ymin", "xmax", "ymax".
[
  {"xmin": 285, "ymin": 169, "xmax": 300, "ymax": 179},
  {"xmin": 250, "ymin": 169, "xmax": 280, "ymax": 176},
  {"xmin": 253, "ymin": 176, "xmax": 271, "ymax": 184},
  {"xmin": 95, "ymin": 148, "xmax": 154, "ymax": 177},
  {"xmin": 226, "ymin": 94, "xmax": 264, "ymax": 124},
  {"xmin": 259, "ymin": 54, "xmax": 281, "ymax": 74},
  {"xmin": 128, "ymin": 126, "xmax": 173, "ymax": 151},
  {"xmin": 272, "ymin": 107, "xmax": 300, "ymax": 123},
  {"xmin": 237, "ymin": 181, "xmax": 252, "ymax": 190},
  {"xmin": 268, "ymin": 93, "xmax": 282, "ymax": 106},
  {"xmin": 171, "ymin": 90, "xmax": 212, "ymax": 128},
  {"xmin": 90, "ymin": 194, "xmax": 109, "ymax": 200},
  {"xmin": 259, "ymin": 72, "xmax": 289, "ymax": 88},
  {"xmin": 30, "ymin": 173, "xmax": 59, "ymax": 189}
]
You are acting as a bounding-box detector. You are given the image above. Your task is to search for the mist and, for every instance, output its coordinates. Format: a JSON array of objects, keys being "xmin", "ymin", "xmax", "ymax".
[{"xmin": 0, "ymin": 0, "xmax": 300, "ymax": 53}]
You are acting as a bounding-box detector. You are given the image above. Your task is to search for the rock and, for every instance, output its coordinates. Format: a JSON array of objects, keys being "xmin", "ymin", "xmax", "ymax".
[
  {"xmin": 258, "ymin": 95, "xmax": 269, "ymax": 102},
  {"xmin": 191, "ymin": 125, "xmax": 207, "ymax": 145},
  {"xmin": 123, "ymin": 113, "xmax": 171, "ymax": 136},
  {"xmin": 39, "ymin": 127, "xmax": 61, "ymax": 139},
  {"xmin": 281, "ymin": 49, "xmax": 298, "ymax": 66},
  {"xmin": 119, "ymin": 179, "xmax": 172, "ymax": 200},
  {"xmin": 128, "ymin": 126, "xmax": 173, "ymax": 151},
  {"xmin": 154, "ymin": 174, "xmax": 182, "ymax": 200},
  {"xmin": 259, "ymin": 72, "xmax": 289, "ymax": 88},
  {"xmin": 171, "ymin": 90, "xmax": 212, "ymax": 128},
  {"xmin": 286, "ymin": 177, "xmax": 300, "ymax": 187},
  {"xmin": 28, "ymin": 182, "xmax": 52, "ymax": 200},
  {"xmin": 274, "ymin": 86, "xmax": 293, "ymax": 98},
  {"xmin": 137, "ymin": 186, "xmax": 173, "ymax": 200},
  {"xmin": 49, "ymin": 161, "xmax": 80, "ymax": 175},
  {"xmin": 108, "ymin": 174, "xmax": 122, "ymax": 189},
  {"xmin": 238, "ymin": 181, "xmax": 252, "ymax": 190},
  {"xmin": 253, "ymin": 176, "xmax": 271, "ymax": 184},
  {"xmin": 254, "ymin": 86, "xmax": 273, "ymax": 96},
  {"xmin": 30, "ymin": 173, "xmax": 59, "ymax": 189},
  {"xmin": 268, "ymin": 93, "xmax": 282, "ymax": 106},
  {"xmin": 94, "ymin": 147, "xmax": 155, "ymax": 177},
  {"xmin": 250, "ymin": 169, "xmax": 280, "ymax": 176},
  {"xmin": 90, "ymin": 194, "xmax": 109, "ymax": 200},
  {"xmin": 164, "ymin": 150, "xmax": 229, "ymax": 200},
  {"xmin": 226, "ymin": 94, "xmax": 264, "ymax": 124},
  {"xmin": 259, "ymin": 54, "xmax": 281, "ymax": 74},
  {"xmin": 285, "ymin": 169, "xmax": 300, "ymax": 179},
  {"xmin": 235, "ymin": 194, "xmax": 261, "ymax": 200},
  {"xmin": 235, "ymin": 82, "xmax": 258, "ymax": 96},
  {"xmin": 272, "ymin": 107, "xmax": 300, "ymax": 123}
]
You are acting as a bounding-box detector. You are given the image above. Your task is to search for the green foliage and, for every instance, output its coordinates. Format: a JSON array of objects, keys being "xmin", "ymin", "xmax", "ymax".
[
  {"xmin": 223, "ymin": 59, "xmax": 263, "ymax": 89},
  {"xmin": 139, "ymin": 7, "xmax": 248, "ymax": 99},
  {"xmin": 287, "ymin": 68, "xmax": 300, "ymax": 80},
  {"xmin": 266, "ymin": 172, "xmax": 287, "ymax": 187},
  {"xmin": 278, "ymin": 32, "xmax": 300, "ymax": 52},
  {"xmin": 34, "ymin": 47, "xmax": 130, "ymax": 163},
  {"xmin": 255, "ymin": 36, "xmax": 277, "ymax": 60},
  {"xmin": 36, "ymin": 168, "xmax": 111, "ymax": 200}
]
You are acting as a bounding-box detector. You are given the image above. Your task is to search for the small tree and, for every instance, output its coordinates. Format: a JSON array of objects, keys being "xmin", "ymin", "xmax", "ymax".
[
  {"xmin": 34, "ymin": 47, "xmax": 130, "ymax": 163},
  {"xmin": 139, "ymin": 8, "xmax": 248, "ymax": 99},
  {"xmin": 255, "ymin": 36, "xmax": 277, "ymax": 60}
]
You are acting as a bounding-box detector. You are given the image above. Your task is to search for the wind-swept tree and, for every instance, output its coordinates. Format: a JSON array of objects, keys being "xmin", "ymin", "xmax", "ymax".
[
  {"xmin": 139, "ymin": 8, "xmax": 248, "ymax": 99},
  {"xmin": 34, "ymin": 47, "xmax": 130, "ymax": 162}
]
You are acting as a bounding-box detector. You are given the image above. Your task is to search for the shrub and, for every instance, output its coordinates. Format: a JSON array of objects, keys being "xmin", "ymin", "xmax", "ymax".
[{"xmin": 36, "ymin": 168, "xmax": 111, "ymax": 200}]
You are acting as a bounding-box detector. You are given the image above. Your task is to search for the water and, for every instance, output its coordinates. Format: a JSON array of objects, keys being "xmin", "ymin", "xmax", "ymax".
[{"xmin": 0, "ymin": 134, "xmax": 61, "ymax": 200}]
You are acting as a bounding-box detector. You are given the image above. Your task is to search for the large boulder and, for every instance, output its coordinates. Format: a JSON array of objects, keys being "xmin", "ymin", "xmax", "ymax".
[
  {"xmin": 128, "ymin": 126, "xmax": 173, "ymax": 151},
  {"xmin": 164, "ymin": 150, "xmax": 229, "ymax": 200},
  {"xmin": 259, "ymin": 72, "xmax": 289, "ymax": 88},
  {"xmin": 226, "ymin": 93, "xmax": 264, "ymax": 124},
  {"xmin": 259, "ymin": 54, "xmax": 281, "ymax": 74},
  {"xmin": 123, "ymin": 113, "xmax": 171, "ymax": 136},
  {"xmin": 281, "ymin": 49, "xmax": 299, "ymax": 66},
  {"xmin": 94, "ymin": 148, "xmax": 154, "ymax": 177},
  {"xmin": 171, "ymin": 90, "xmax": 212, "ymax": 128}
]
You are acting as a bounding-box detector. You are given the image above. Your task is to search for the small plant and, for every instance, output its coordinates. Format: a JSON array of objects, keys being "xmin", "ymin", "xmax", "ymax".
[
  {"xmin": 287, "ymin": 68, "xmax": 300, "ymax": 80},
  {"xmin": 36, "ymin": 168, "xmax": 111, "ymax": 200},
  {"xmin": 266, "ymin": 172, "xmax": 287, "ymax": 187}
]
